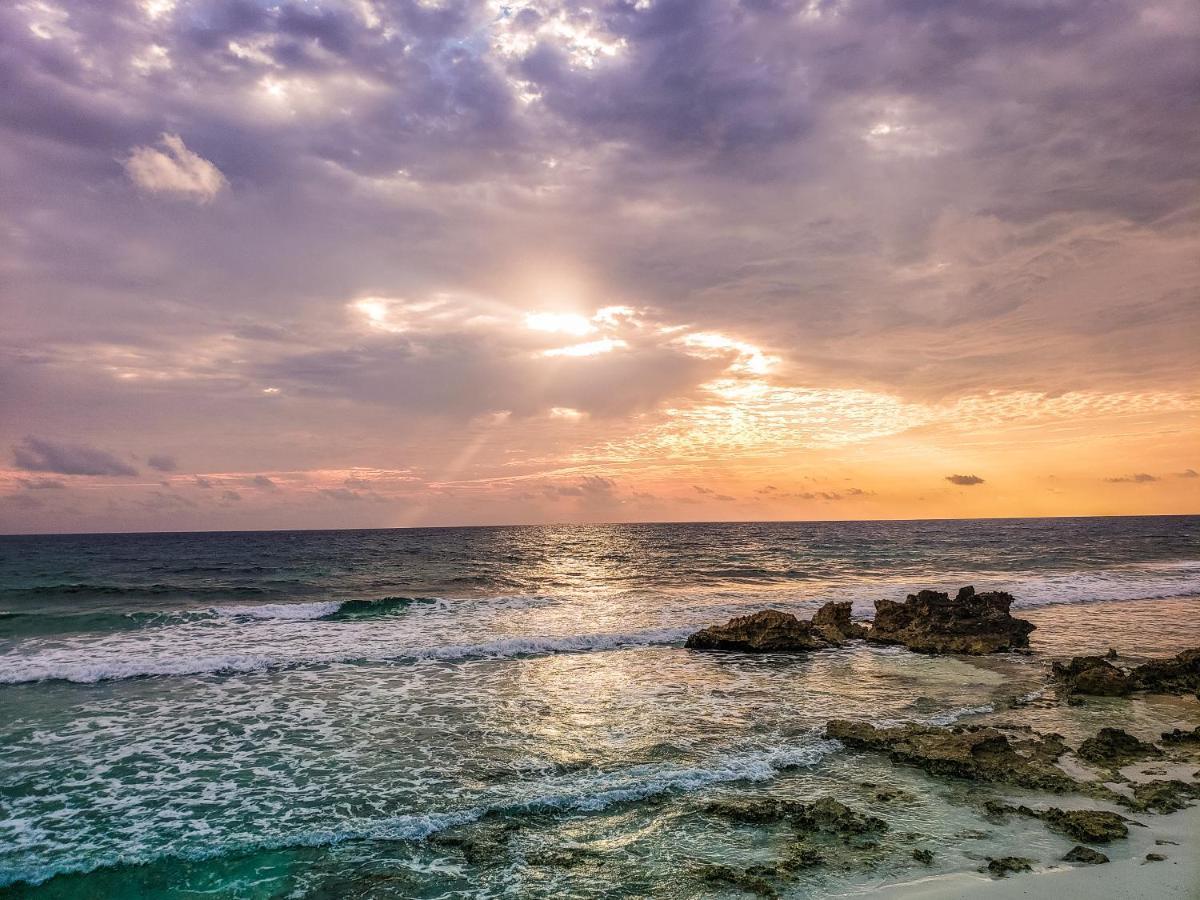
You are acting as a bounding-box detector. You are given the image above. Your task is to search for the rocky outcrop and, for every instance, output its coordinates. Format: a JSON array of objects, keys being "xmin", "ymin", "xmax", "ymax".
[
  {"xmin": 685, "ymin": 602, "xmax": 870, "ymax": 652},
  {"xmin": 1077, "ymin": 728, "xmax": 1163, "ymax": 767},
  {"xmin": 867, "ymin": 586, "xmax": 1034, "ymax": 654},
  {"xmin": 1063, "ymin": 845, "xmax": 1109, "ymax": 864},
  {"xmin": 811, "ymin": 601, "xmax": 868, "ymax": 642},
  {"xmin": 1053, "ymin": 648, "xmax": 1200, "ymax": 698},
  {"xmin": 1131, "ymin": 648, "xmax": 1200, "ymax": 695},
  {"xmin": 988, "ymin": 802, "xmax": 1130, "ymax": 843},
  {"xmin": 704, "ymin": 796, "xmax": 887, "ymax": 837},
  {"xmin": 985, "ymin": 857, "xmax": 1032, "ymax": 877},
  {"xmin": 1052, "ymin": 656, "xmax": 1133, "ymax": 696},
  {"xmin": 684, "ymin": 609, "xmax": 833, "ymax": 652},
  {"xmin": 824, "ymin": 720, "xmax": 1077, "ymax": 792},
  {"xmin": 1160, "ymin": 726, "xmax": 1200, "ymax": 746},
  {"xmin": 1119, "ymin": 780, "xmax": 1200, "ymax": 815}
]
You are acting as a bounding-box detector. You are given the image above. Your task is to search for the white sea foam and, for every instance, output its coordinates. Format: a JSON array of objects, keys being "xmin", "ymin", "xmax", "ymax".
[
  {"xmin": 0, "ymin": 736, "xmax": 840, "ymax": 888},
  {"xmin": 210, "ymin": 601, "xmax": 344, "ymax": 621},
  {"xmin": 0, "ymin": 625, "xmax": 697, "ymax": 684}
]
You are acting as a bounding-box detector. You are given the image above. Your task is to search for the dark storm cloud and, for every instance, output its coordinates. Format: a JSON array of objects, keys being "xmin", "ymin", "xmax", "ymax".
[
  {"xmin": 946, "ymin": 474, "xmax": 985, "ymax": 486},
  {"xmin": 1105, "ymin": 473, "xmax": 1159, "ymax": 483},
  {"xmin": 147, "ymin": 454, "xmax": 177, "ymax": 472},
  {"xmin": 12, "ymin": 437, "xmax": 137, "ymax": 476}
]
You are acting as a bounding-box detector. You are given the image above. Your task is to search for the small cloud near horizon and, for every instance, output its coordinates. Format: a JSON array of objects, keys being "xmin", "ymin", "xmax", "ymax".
[
  {"xmin": 946, "ymin": 474, "xmax": 985, "ymax": 486},
  {"xmin": 1105, "ymin": 473, "xmax": 1159, "ymax": 484},
  {"xmin": 1176, "ymin": 469, "xmax": 1198, "ymax": 479},
  {"xmin": 19, "ymin": 477, "xmax": 66, "ymax": 490},
  {"xmin": 12, "ymin": 437, "xmax": 137, "ymax": 477}
]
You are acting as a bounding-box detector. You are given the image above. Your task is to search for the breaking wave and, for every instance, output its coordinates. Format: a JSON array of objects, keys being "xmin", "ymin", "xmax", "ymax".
[{"xmin": 0, "ymin": 625, "xmax": 696, "ymax": 685}]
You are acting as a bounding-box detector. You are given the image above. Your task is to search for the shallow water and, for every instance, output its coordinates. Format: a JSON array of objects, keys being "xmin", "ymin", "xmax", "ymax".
[{"xmin": 1, "ymin": 517, "xmax": 1198, "ymax": 897}]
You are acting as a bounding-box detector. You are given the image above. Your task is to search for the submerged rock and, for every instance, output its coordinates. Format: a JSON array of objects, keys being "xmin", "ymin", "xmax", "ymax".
[
  {"xmin": 867, "ymin": 586, "xmax": 1034, "ymax": 654},
  {"xmin": 989, "ymin": 803, "xmax": 1130, "ymax": 843},
  {"xmin": 697, "ymin": 864, "xmax": 778, "ymax": 898},
  {"xmin": 1160, "ymin": 726, "xmax": 1200, "ymax": 746},
  {"xmin": 1119, "ymin": 779, "xmax": 1200, "ymax": 815},
  {"xmin": 1063, "ymin": 845, "xmax": 1109, "ymax": 864},
  {"xmin": 684, "ymin": 610, "xmax": 833, "ymax": 652},
  {"xmin": 1077, "ymin": 728, "xmax": 1163, "ymax": 767},
  {"xmin": 704, "ymin": 796, "xmax": 887, "ymax": 838},
  {"xmin": 811, "ymin": 601, "xmax": 869, "ymax": 642},
  {"xmin": 824, "ymin": 720, "xmax": 1078, "ymax": 792},
  {"xmin": 912, "ymin": 848, "xmax": 934, "ymax": 865},
  {"xmin": 985, "ymin": 856, "xmax": 1033, "ymax": 877},
  {"xmin": 1052, "ymin": 656, "xmax": 1134, "ymax": 697}
]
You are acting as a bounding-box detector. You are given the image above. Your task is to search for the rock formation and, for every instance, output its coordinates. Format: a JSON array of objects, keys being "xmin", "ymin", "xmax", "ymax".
[
  {"xmin": 1051, "ymin": 656, "xmax": 1133, "ymax": 696},
  {"xmin": 684, "ymin": 609, "xmax": 833, "ymax": 652},
  {"xmin": 811, "ymin": 601, "xmax": 868, "ymax": 642},
  {"xmin": 1076, "ymin": 727, "xmax": 1163, "ymax": 767},
  {"xmin": 1053, "ymin": 647, "xmax": 1200, "ymax": 698},
  {"xmin": 824, "ymin": 720, "xmax": 1077, "ymax": 792},
  {"xmin": 867, "ymin": 586, "xmax": 1035, "ymax": 654}
]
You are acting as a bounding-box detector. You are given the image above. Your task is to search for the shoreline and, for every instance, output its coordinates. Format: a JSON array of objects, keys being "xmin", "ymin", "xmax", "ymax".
[{"xmin": 854, "ymin": 803, "xmax": 1200, "ymax": 899}]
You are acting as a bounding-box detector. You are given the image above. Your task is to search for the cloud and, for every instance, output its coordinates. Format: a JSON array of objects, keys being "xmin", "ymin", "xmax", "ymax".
[
  {"xmin": 220, "ymin": 490, "xmax": 242, "ymax": 502},
  {"xmin": 249, "ymin": 475, "xmax": 279, "ymax": 490},
  {"xmin": 946, "ymin": 474, "xmax": 985, "ymax": 486},
  {"xmin": 124, "ymin": 134, "xmax": 226, "ymax": 203},
  {"xmin": 147, "ymin": 454, "xmax": 177, "ymax": 472},
  {"xmin": 1105, "ymin": 473, "xmax": 1159, "ymax": 483},
  {"xmin": 1176, "ymin": 469, "xmax": 1198, "ymax": 479},
  {"xmin": 319, "ymin": 488, "xmax": 362, "ymax": 501},
  {"xmin": 193, "ymin": 476, "xmax": 214, "ymax": 488},
  {"xmin": 12, "ymin": 437, "xmax": 137, "ymax": 476},
  {"xmin": 18, "ymin": 477, "xmax": 66, "ymax": 490}
]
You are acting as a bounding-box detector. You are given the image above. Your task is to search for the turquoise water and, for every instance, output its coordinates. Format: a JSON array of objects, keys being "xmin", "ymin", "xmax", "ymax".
[{"xmin": 2, "ymin": 517, "xmax": 1199, "ymax": 897}]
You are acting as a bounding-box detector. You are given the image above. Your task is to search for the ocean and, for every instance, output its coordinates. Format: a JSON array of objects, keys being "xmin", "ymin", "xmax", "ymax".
[{"xmin": 2, "ymin": 516, "xmax": 1199, "ymax": 897}]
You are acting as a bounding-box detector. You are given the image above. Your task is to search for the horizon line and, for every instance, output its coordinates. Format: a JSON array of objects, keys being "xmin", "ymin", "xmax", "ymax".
[{"xmin": 3, "ymin": 511, "xmax": 1196, "ymax": 539}]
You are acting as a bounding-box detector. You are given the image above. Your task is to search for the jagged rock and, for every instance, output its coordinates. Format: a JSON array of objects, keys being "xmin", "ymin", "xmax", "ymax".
[
  {"xmin": 985, "ymin": 857, "xmax": 1032, "ymax": 877},
  {"xmin": 1063, "ymin": 845, "xmax": 1109, "ymax": 864},
  {"xmin": 1145, "ymin": 853, "xmax": 1167, "ymax": 862},
  {"xmin": 1077, "ymin": 728, "xmax": 1163, "ymax": 766},
  {"xmin": 1118, "ymin": 780, "xmax": 1200, "ymax": 814},
  {"xmin": 825, "ymin": 720, "xmax": 1078, "ymax": 792},
  {"xmin": 1052, "ymin": 656, "xmax": 1134, "ymax": 696},
  {"xmin": 1054, "ymin": 649, "xmax": 1200, "ymax": 698},
  {"xmin": 685, "ymin": 610, "xmax": 833, "ymax": 652},
  {"xmin": 811, "ymin": 601, "xmax": 868, "ymax": 642},
  {"xmin": 912, "ymin": 848, "xmax": 934, "ymax": 865},
  {"xmin": 1161, "ymin": 726, "xmax": 1200, "ymax": 745},
  {"xmin": 1131, "ymin": 648, "xmax": 1200, "ymax": 695},
  {"xmin": 697, "ymin": 864, "xmax": 778, "ymax": 898},
  {"xmin": 704, "ymin": 796, "xmax": 886, "ymax": 837},
  {"xmin": 780, "ymin": 847, "xmax": 825, "ymax": 871},
  {"xmin": 866, "ymin": 586, "xmax": 1035, "ymax": 654},
  {"xmin": 989, "ymin": 803, "xmax": 1129, "ymax": 843}
]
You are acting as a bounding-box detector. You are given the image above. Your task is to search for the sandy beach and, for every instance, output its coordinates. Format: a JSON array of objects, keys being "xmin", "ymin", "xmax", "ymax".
[{"xmin": 866, "ymin": 803, "xmax": 1199, "ymax": 899}]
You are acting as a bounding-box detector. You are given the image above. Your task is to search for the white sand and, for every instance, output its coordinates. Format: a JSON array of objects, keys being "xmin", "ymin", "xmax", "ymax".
[{"xmin": 847, "ymin": 804, "xmax": 1200, "ymax": 899}]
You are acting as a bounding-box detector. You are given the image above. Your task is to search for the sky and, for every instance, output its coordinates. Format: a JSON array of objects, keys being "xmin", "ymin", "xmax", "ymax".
[{"xmin": 1, "ymin": 0, "xmax": 1198, "ymax": 534}]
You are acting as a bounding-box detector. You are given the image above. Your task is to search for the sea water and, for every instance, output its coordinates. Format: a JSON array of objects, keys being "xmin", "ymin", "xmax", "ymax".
[{"xmin": 1, "ymin": 517, "xmax": 1198, "ymax": 897}]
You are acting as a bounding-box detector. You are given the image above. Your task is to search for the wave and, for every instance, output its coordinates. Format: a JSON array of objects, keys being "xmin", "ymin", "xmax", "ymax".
[
  {"xmin": 0, "ymin": 596, "xmax": 460, "ymax": 638},
  {"xmin": 0, "ymin": 737, "xmax": 839, "ymax": 888},
  {"xmin": 0, "ymin": 625, "xmax": 696, "ymax": 685}
]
